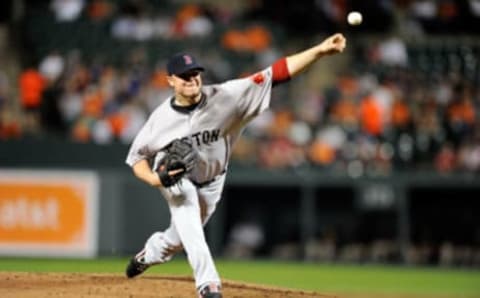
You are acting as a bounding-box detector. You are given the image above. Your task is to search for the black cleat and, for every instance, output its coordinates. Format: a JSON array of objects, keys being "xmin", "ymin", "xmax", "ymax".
[
  {"xmin": 201, "ymin": 293, "xmax": 222, "ymax": 298},
  {"xmin": 126, "ymin": 250, "xmax": 150, "ymax": 278},
  {"xmin": 199, "ymin": 283, "xmax": 222, "ymax": 298}
]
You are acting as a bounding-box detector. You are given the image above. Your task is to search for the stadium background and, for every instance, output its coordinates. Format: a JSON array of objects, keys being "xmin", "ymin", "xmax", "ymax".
[{"xmin": 0, "ymin": 0, "xmax": 480, "ymax": 297}]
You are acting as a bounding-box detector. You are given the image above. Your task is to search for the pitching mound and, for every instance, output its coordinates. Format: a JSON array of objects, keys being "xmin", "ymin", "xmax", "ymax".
[{"xmin": 0, "ymin": 272, "xmax": 335, "ymax": 298}]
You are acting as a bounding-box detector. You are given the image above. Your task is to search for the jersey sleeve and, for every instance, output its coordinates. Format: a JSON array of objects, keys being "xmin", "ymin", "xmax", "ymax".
[
  {"xmin": 222, "ymin": 67, "xmax": 273, "ymax": 121},
  {"xmin": 125, "ymin": 114, "xmax": 154, "ymax": 167}
]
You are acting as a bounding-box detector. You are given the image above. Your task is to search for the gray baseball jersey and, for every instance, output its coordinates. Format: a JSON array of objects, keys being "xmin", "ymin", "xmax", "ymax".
[{"xmin": 126, "ymin": 67, "xmax": 273, "ymax": 184}]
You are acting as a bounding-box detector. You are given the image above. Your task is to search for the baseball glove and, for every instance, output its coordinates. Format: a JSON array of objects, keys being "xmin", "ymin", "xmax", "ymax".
[{"xmin": 155, "ymin": 138, "xmax": 197, "ymax": 187}]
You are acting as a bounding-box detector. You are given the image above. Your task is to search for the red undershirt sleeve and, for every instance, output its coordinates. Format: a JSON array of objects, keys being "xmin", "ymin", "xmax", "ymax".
[{"xmin": 272, "ymin": 57, "xmax": 291, "ymax": 87}]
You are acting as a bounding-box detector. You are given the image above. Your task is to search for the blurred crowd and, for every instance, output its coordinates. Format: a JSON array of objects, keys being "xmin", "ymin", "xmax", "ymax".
[
  {"xmin": 1, "ymin": 0, "xmax": 480, "ymax": 175},
  {"xmin": 226, "ymin": 233, "xmax": 480, "ymax": 268},
  {"xmin": 239, "ymin": 56, "xmax": 480, "ymax": 175},
  {"xmin": 223, "ymin": 218, "xmax": 480, "ymax": 267}
]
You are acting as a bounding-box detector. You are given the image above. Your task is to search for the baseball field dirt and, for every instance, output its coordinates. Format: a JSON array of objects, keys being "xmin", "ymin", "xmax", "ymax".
[
  {"xmin": 0, "ymin": 272, "xmax": 334, "ymax": 298},
  {"xmin": 0, "ymin": 272, "xmax": 469, "ymax": 298}
]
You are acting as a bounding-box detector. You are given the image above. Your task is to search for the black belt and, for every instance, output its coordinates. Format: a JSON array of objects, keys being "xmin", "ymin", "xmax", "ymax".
[{"xmin": 191, "ymin": 170, "xmax": 226, "ymax": 188}]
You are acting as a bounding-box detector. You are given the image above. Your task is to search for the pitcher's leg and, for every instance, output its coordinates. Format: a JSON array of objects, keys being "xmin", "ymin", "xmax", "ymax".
[
  {"xmin": 166, "ymin": 180, "xmax": 221, "ymax": 289},
  {"xmin": 143, "ymin": 231, "xmax": 182, "ymax": 264},
  {"xmin": 198, "ymin": 173, "xmax": 226, "ymax": 226},
  {"xmin": 126, "ymin": 226, "xmax": 182, "ymax": 278}
]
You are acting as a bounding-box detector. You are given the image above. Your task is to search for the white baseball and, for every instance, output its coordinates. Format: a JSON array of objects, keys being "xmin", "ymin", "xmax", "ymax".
[{"xmin": 347, "ymin": 11, "xmax": 362, "ymax": 26}]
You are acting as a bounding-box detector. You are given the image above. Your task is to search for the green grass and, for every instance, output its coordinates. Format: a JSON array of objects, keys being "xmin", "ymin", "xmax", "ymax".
[
  {"xmin": 218, "ymin": 260, "xmax": 480, "ymax": 296},
  {"xmin": 1, "ymin": 257, "xmax": 479, "ymax": 297}
]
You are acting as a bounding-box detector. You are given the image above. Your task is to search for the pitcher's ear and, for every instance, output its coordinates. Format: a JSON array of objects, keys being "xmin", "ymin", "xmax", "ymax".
[{"xmin": 167, "ymin": 75, "xmax": 175, "ymax": 87}]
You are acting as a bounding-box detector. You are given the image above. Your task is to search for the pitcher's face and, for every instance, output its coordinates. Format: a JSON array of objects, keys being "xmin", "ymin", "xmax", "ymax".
[{"xmin": 168, "ymin": 70, "xmax": 202, "ymax": 99}]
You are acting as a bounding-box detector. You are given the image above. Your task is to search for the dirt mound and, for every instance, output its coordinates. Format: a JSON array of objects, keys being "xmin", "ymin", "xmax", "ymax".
[{"xmin": 0, "ymin": 272, "xmax": 335, "ymax": 298}]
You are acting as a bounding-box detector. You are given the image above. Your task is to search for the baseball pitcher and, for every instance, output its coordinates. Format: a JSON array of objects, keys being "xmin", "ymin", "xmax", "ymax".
[{"xmin": 125, "ymin": 33, "xmax": 347, "ymax": 298}]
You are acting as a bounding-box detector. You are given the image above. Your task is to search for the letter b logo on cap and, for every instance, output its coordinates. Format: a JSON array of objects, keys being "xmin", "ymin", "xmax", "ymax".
[{"xmin": 183, "ymin": 55, "xmax": 193, "ymax": 65}]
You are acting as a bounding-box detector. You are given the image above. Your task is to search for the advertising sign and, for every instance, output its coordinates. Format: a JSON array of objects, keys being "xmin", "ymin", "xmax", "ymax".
[{"xmin": 0, "ymin": 170, "xmax": 99, "ymax": 257}]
